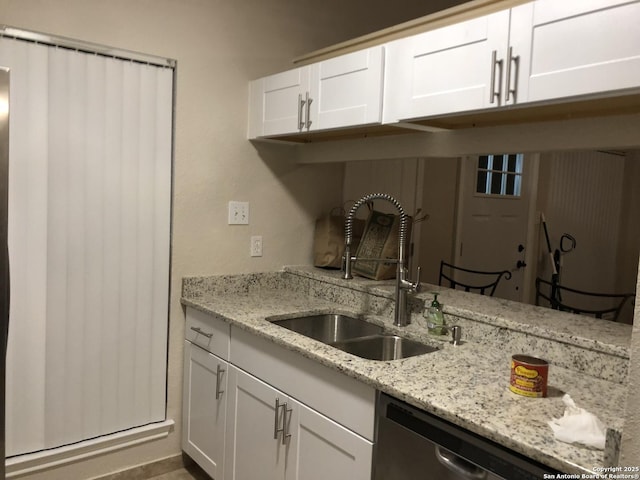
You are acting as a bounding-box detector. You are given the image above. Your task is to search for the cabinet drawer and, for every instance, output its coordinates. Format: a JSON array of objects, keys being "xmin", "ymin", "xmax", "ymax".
[
  {"xmin": 185, "ymin": 307, "xmax": 230, "ymax": 359},
  {"xmin": 230, "ymin": 327, "xmax": 375, "ymax": 441}
]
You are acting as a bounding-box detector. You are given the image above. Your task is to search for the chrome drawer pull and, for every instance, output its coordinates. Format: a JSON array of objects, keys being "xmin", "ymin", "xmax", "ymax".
[
  {"xmin": 215, "ymin": 364, "xmax": 225, "ymax": 400},
  {"xmin": 282, "ymin": 403, "xmax": 292, "ymax": 445},
  {"xmin": 505, "ymin": 46, "xmax": 519, "ymax": 102},
  {"xmin": 298, "ymin": 94, "xmax": 306, "ymax": 131},
  {"xmin": 489, "ymin": 50, "xmax": 503, "ymax": 105},
  {"xmin": 305, "ymin": 91, "xmax": 313, "ymax": 130},
  {"xmin": 274, "ymin": 398, "xmax": 285, "ymax": 440},
  {"xmin": 190, "ymin": 326, "xmax": 213, "ymax": 338}
]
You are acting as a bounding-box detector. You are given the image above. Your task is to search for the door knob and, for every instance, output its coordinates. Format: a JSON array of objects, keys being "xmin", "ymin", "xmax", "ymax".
[
  {"xmin": 516, "ymin": 260, "xmax": 527, "ymax": 269},
  {"xmin": 518, "ymin": 244, "xmax": 525, "ymax": 252}
]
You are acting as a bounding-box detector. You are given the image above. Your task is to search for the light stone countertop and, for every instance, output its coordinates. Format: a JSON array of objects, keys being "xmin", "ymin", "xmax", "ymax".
[{"xmin": 181, "ymin": 268, "xmax": 629, "ymax": 475}]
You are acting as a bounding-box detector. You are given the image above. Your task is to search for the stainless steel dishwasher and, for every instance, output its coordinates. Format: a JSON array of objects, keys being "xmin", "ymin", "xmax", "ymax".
[{"xmin": 374, "ymin": 393, "xmax": 560, "ymax": 480}]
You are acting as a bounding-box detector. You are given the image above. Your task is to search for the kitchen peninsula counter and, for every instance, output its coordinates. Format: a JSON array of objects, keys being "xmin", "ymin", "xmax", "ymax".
[{"xmin": 181, "ymin": 267, "xmax": 629, "ymax": 475}]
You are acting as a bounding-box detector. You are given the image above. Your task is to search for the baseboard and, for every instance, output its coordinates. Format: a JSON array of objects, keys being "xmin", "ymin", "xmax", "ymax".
[{"xmin": 6, "ymin": 420, "xmax": 175, "ymax": 478}]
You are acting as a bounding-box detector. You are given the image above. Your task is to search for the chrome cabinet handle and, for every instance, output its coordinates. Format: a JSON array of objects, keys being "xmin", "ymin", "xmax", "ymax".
[
  {"xmin": 435, "ymin": 446, "xmax": 487, "ymax": 480},
  {"xmin": 282, "ymin": 403, "xmax": 292, "ymax": 445},
  {"xmin": 274, "ymin": 398, "xmax": 285, "ymax": 440},
  {"xmin": 298, "ymin": 94, "xmax": 306, "ymax": 131},
  {"xmin": 215, "ymin": 364, "xmax": 225, "ymax": 400},
  {"xmin": 190, "ymin": 326, "xmax": 213, "ymax": 338},
  {"xmin": 505, "ymin": 46, "xmax": 519, "ymax": 102},
  {"xmin": 305, "ymin": 91, "xmax": 313, "ymax": 130},
  {"xmin": 489, "ymin": 50, "xmax": 503, "ymax": 105}
]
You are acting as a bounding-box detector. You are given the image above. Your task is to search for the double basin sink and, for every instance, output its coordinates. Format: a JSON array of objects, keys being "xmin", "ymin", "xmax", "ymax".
[{"xmin": 269, "ymin": 313, "xmax": 438, "ymax": 361}]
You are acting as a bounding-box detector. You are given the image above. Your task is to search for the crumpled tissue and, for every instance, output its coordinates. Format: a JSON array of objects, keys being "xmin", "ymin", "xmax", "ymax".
[{"xmin": 547, "ymin": 393, "xmax": 606, "ymax": 450}]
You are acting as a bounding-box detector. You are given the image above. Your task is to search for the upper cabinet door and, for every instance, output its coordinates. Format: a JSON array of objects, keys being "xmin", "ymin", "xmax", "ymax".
[
  {"xmin": 308, "ymin": 46, "xmax": 384, "ymax": 131},
  {"xmin": 526, "ymin": 0, "xmax": 640, "ymax": 102},
  {"xmin": 248, "ymin": 67, "xmax": 310, "ymax": 138},
  {"xmin": 384, "ymin": 10, "xmax": 512, "ymax": 122},
  {"xmin": 248, "ymin": 46, "xmax": 384, "ymax": 139}
]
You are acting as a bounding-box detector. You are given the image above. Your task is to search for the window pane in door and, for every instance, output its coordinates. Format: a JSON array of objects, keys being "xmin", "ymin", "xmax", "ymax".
[
  {"xmin": 506, "ymin": 173, "xmax": 515, "ymax": 195},
  {"xmin": 476, "ymin": 170, "xmax": 487, "ymax": 193},
  {"xmin": 491, "ymin": 170, "xmax": 503, "ymax": 194}
]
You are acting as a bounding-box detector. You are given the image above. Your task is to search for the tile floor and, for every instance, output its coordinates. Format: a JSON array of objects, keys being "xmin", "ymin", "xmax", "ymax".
[{"xmin": 147, "ymin": 463, "xmax": 210, "ymax": 480}]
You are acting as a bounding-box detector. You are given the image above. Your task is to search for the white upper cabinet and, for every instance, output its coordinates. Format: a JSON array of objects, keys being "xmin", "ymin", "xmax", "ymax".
[
  {"xmin": 309, "ymin": 47, "xmax": 384, "ymax": 131},
  {"xmin": 248, "ymin": 0, "xmax": 640, "ymax": 140},
  {"xmin": 248, "ymin": 67, "xmax": 310, "ymax": 138},
  {"xmin": 248, "ymin": 46, "xmax": 384, "ymax": 139},
  {"xmin": 526, "ymin": 0, "xmax": 640, "ymax": 102},
  {"xmin": 383, "ymin": 3, "xmax": 533, "ymax": 122}
]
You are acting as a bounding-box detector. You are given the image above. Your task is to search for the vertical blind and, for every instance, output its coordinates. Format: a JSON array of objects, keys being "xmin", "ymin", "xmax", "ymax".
[{"xmin": 0, "ymin": 35, "xmax": 173, "ymax": 456}]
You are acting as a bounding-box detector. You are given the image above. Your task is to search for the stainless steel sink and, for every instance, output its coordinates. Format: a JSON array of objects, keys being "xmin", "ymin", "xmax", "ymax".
[
  {"xmin": 331, "ymin": 335, "xmax": 439, "ymax": 361},
  {"xmin": 271, "ymin": 313, "xmax": 383, "ymax": 343},
  {"xmin": 270, "ymin": 314, "xmax": 438, "ymax": 360}
]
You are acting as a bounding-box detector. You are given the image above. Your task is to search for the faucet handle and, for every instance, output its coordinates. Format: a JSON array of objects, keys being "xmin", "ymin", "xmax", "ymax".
[{"xmin": 411, "ymin": 266, "xmax": 421, "ymax": 293}]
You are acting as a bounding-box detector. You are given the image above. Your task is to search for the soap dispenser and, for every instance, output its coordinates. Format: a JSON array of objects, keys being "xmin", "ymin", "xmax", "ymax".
[{"xmin": 426, "ymin": 293, "xmax": 445, "ymax": 335}]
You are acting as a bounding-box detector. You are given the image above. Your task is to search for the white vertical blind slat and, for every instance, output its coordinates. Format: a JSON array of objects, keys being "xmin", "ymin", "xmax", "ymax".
[
  {"xmin": 100, "ymin": 56, "xmax": 123, "ymax": 433},
  {"xmin": 2, "ymin": 36, "xmax": 172, "ymax": 456},
  {"xmin": 118, "ymin": 60, "xmax": 140, "ymax": 431},
  {"xmin": 2, "ymin": 38, "xmax": 49, "ymax": 456},
  {"xmin": 135, "ymin": 64, "xmax": 156, "ymax": 422},
  {"xmin": 43, "ymin": 45, "xmax": 71, "ymax": 449},
  {"xmin": 83, "ymin": 51, "xmax": 107, "ymax": 440},
  {"xmin": 151, "ymin": 68, "xmax": 172, "ymax": 418}
]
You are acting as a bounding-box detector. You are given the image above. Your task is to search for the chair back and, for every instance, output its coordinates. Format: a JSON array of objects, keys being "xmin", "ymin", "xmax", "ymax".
[
  {"xmin": 535, "ymin": 277, "xmax": 635, "ymax": 322},
  {"xmin": 438, "ymin": 261, "xmax": 512, "ymax": 296}
]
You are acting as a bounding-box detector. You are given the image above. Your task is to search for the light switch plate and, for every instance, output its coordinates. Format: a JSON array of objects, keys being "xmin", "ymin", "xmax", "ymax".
[{"xmin": 228, "ymin": 201, "xmax": 249, "ymax": 225}]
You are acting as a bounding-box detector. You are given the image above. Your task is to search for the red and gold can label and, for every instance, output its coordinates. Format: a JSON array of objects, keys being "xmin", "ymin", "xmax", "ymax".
[{"xmin": 509, "ymin": 355, "xmax": 549, "ymax": 398}]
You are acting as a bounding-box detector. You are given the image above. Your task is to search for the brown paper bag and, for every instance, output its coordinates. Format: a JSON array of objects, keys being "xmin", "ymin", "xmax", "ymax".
[
  {"xmin": 353, "ymin": 210, "xmax": 412, "ymax": 280},
  {"xmin": 313, "ymin": 208, "xmax": 364, "ymax": 269}
]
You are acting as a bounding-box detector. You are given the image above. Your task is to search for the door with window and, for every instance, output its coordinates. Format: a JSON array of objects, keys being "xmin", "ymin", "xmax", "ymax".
[{"xmin": 455, "ymin": 154, "xmax": 537, "ymax": 302}]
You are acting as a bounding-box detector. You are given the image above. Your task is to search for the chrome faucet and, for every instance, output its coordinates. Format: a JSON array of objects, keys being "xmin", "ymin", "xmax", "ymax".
[{"xmin": 343, "ymin": 193, "xmax": 421, "ymax": 327}]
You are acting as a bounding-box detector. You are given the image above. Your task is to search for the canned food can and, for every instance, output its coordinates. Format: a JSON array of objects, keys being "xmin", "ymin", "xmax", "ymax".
[{"xmin": 509, "ymin": 355, "xmax": 549, "ymax": 398}]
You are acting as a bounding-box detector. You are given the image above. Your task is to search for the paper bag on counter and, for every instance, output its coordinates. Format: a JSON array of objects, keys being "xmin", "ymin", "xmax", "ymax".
[
  {"xmin": 313, "ymin": 207, "xmax": 364, "ymax": 269},
  {"xmin": 353, "ymin": 210, "xmax": 412, "ymax": 280}
]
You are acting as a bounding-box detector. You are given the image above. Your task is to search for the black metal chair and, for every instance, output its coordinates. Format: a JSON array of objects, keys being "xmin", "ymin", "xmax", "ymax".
[
  {"xmin": 438, "ymin": 261, "xmax": 512, "ymax": 296},
  {"xmin": 535, "ymin": 277, "xmax": 635, "ymax": 322}
]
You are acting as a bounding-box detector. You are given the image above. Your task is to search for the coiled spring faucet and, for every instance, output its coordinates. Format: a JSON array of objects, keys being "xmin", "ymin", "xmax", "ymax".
[{"xmin": 343, "ymin": 193, "xmax": 421, "ymax": 327}]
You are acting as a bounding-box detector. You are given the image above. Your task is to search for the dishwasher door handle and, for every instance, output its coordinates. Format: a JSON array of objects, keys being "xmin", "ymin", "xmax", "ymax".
[{"xmin": 435, "ymin": 446, "xmax": 487, "ymax": 480}]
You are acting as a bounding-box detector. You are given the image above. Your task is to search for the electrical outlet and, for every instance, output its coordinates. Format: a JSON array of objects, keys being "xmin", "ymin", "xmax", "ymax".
[
  {"xmin": 250, "ymin": 235, "xmax": 263, "ymax": 257},
  {"xmin": 228, "ymin": 201, "xmax": 249, "ymax": 225}
]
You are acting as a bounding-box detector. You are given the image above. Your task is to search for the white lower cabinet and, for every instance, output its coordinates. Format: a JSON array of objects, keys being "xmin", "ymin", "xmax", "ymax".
[
  {"xmin": 182, "ymin": 340, "xmax": 228, "ymax": 479},
  {"xmin": 224, "ymin": 365, "xmax": 372, "ymax": 480},
  {"xmin": 224, "ymin": 366, "xmax": 284, "ymax": 480},
  {"xmin": 288, "ymin": 400, "xmax": 373, "ymax": 480},
  {"xmin": 183, "ymin": 308, "xmax": 374, "ymax": 480}
]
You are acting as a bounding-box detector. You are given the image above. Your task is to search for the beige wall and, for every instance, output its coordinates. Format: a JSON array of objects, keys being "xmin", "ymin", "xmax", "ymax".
[{"xmin": 0, "ymin": 0, "xmax": 463, "ymax": 478}]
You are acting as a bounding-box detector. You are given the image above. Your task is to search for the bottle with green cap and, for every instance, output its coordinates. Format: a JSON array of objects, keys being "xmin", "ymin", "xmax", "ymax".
[{"xmin": 426, "ymin": 292, "xmax": 445, "ymax": 335}]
